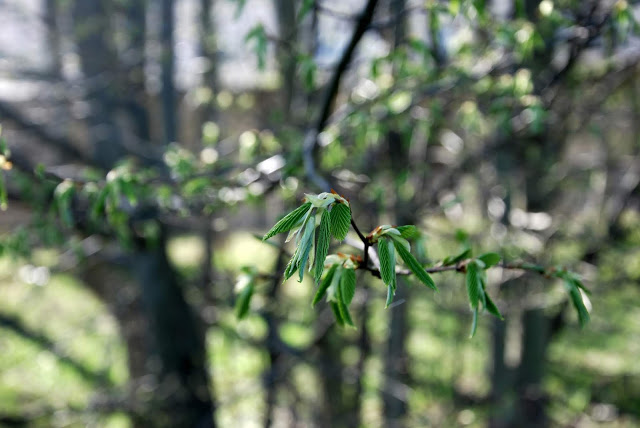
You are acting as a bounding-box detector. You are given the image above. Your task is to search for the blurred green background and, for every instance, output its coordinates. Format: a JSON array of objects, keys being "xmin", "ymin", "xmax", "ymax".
[{"xmin": 0, "ymin": 0, "xmax": 639, "ymax": 427}]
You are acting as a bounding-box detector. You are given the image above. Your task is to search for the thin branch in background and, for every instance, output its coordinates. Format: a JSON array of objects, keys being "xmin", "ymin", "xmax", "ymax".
[{"xmin": 303, "ymin": 0, "xmax": 380, "ymax": 190}]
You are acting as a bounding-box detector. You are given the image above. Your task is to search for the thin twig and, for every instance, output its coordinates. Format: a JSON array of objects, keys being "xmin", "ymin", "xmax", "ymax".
[{"xmin": 303, "ymin": 0, "xmax": 380, "ymax": 190}]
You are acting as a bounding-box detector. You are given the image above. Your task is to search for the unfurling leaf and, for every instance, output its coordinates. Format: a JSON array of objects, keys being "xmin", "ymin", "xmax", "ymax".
[
  {"xmin": 385, "ymin": 283, "xmax": 395, "ymax": 308},
  {"xmin": 330, "ymin": 202, "xmax": 351, "ymax": 241},
  {"xmin": 336, "ymin": 278, "xmax": 355, "ymax": 327},
  {"xmin": 330, "ymin": 301, "xmax": 345, "ymax": 326},
  {"xmin": 378, "ymin": 238, "xmax": 396, "ymax": 286},
  {"xmin": 340, "ymin": 268, "xmax": 356, "ymax": 306},
  {"xmin": 563, "ymin": 279, "xmax": 590, "ymax": 327},
  {"xmin": 312, "ymin": 264, "xmax": 337, "ymax": 307},
  {"xmin": 283, "ymin": 213, "xmax": 316, "ymax": 282},
  {"xmin": 314, "ymin": 209, "xmax": 331, "ymax": 283},
  {"xmin": 263, "ymin": 202, "xmax": 312, "ymax": 241},
  {"xmin": 394, "ymin": 241, "xmax": 437, "ymax": 291},
  {"xmin": 469, "ymin": 307, "xmax": 479, "ymax": 338},
  {"xmin": 235, "ymin": 281, "xmax": 254, "ymax": 320},
  {"xmin": 485, "ymin": 293, "xmax": 503, "ymax": 320},
  {"xmin": 296, "ymin": 214, "xmax": 316, "ymax": 282},
  {"xmin": 443, "ymin": 248, "xmax": 471, "ymax": 266},
  {"xmin": 554, "ymin": 269, "xmax": 590, "ymax": 327},
  {"xmin": 477, "ymin": 252, "xmax": 501, "ymax": 268},
  {"xmin": 397, "ymin": 225, "xmax": 420, "ymax": 239},
  {"xmin": 466, "ymin": 261, "xmax": 482, "ymax": 309}
]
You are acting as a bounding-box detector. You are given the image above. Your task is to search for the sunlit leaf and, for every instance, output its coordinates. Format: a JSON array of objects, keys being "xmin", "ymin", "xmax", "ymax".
[
  {"xmin": 337, "ymin": 297, "xmax": 355, "ymax": 327},
  {"xmin": 330, "ymin": 202, "xmax": 351, "ymax": 241},
  {"xmin": 397, "ymin": 225, "xmax": 419, "ymax": 239},
  {"xmin": 340, "ymin": 268, "xmax": 356, "ymax": 306},
  {"xmin": 563, "ymin": 279, "xmax": 590, "ymax": 327},
  {"xmin": 378, "ymin": 237, "xmax": 396, "ymax": 287},
  {"xmin": 314, "ymin": 209, "xmax": 331, "ymax": 283},
  {"xmin": 469, "ymin": 307, "xmax": 479, "ymax": 338},
  {"xmin": 394, "ymin": 241, "xmax": 437, "ymax": 290},
  {"xmin": 312, "ymin": 264, "xmax": 337, "ymax": 307},
  {"xmin": 263, "ymin": 202, "xmax": 311, "ymax": 241},
  {"xmin": 466, "ymin": 261, "xmax": 481, "ymax": 309},
  {"xmin": 297, "ymin": 215, "xmax": 316, "ymax": 282},
  {"xmin": 330, "ymin": 301, "xmax": 345, "ymax": 326}
]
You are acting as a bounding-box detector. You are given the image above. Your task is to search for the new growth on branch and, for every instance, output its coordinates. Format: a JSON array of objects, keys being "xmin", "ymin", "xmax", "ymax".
[{"xmin": 256, "ymin": 191, "xmax": 591, "ymax": 336}]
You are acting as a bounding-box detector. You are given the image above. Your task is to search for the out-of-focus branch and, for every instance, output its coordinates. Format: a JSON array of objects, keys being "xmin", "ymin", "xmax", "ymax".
[
  {"xmin": 0, "ymin": 101, "xmax": 89, "ymax": 163},
  {"xmin": 303, "ymin": 0, "xmax": 380, "ymax": 190}
]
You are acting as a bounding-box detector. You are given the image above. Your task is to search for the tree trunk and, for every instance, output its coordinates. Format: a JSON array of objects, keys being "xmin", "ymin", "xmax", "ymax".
[
  {"xmin": 72, "ymin": 0, "xmax": 125, "ymax": 168},
  {"xmin": 134, "ymin": 235, "xmax": 215, "ymax": 427},
  {"xmin": 161, "ymin": 0, "xmax": 177, "ymax": 144},
  {"xmin": 274, "ymin": 0, "xmax": 297, "ymax": 117}
]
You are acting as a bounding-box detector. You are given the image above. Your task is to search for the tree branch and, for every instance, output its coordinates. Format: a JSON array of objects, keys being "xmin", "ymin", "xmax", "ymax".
[{"xmin": 303, "ymin": 0, "xmax": 379, "ymax": 190}]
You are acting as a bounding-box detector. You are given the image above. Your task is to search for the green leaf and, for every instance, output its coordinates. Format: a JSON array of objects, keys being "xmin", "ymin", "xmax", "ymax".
[
  {"xmin": 330, "ymin": 202, "xmax": 351, "ymax": 241},
  {"xmin": 245, "ymin": 24, "xmax": 267, "ymax": 70},
  {"xmin": 485, "ymin": 293, "xmax": 503, "ymax": 320},
  {"xmin": 563, "ymin": 279, "xmax": 590, "ymax": 327},
  {"xmin": 340, "ymin": 268, "xmax": 356, "ymax": 306},
  {"xmin": 337, "ymin": 300, "xmax": 355, "ymax": 327},
  {"xmin": 397, "ymin": 225, "xmax": 419, "ymax": 239},
  {"xmin": 314, "ymin": 209, "xmax": 331, "ymax": 283},
  {"xmin": 283, "ymin": 250, "xmax": 300, "ymax": 281},
  {"xmin": 335, "ymin": 275, "xmax": 355, "ymax": 326},
  {"xmin": 330, "ymin": 301, "xmax": 345, "ymax": 326},
  {"xmin": 297, "ymin": 215, "xmax": 316, "ymax": 282},
  {"xmin": 469, "ymin": 307, "xmax": 479, "ymax": 338},
  {"xmin": 378, "ymin": 238, "xmax": 396, "ymax": 287},
  {"xmin": 394, "ymin": 241, "xmax": 437, "ymax": 291},
  {"xmin": 466, "ymin": 261, "xmax": 481, "ymax": 309},
  {"xmin": 263, "ymin": 202, "xmax": 311, "ymax": 241},
  {"xmin": 312, "ymin": 264, "xmax": 337, "ymax": 307},
  {"xmin": 235, "ymin": 282, "xmax": 254, "ymax": 320},
  {"xmin": 477, "ymin": 252, "xmax": 501, "ymax": 268},
  {"xmin": 443, "ymin": 248, "xmax": 471, "ymax": 266},
  {"xmin": 385, "ymin": 280, "xmax": 397, "ymax": 308}
]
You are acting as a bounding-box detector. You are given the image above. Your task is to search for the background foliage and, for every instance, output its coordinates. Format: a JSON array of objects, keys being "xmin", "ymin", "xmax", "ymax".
[{"xmin": 0, "ymin": 0, "xmax": 639, "ymax": 427}]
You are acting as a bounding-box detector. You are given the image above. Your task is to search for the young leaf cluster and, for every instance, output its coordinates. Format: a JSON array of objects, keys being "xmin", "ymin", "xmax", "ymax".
[
  {"xmin": 371, "ymin": 225, "xmax": 437, "ymax": 307},
  {"xmin": 311, "ymin": 254, "xmax": 359, "ymax": 327},
  {"xmin": 263, "ymin": 192, "xmax": 351, "ymax": 285},
  {"xmin": 258, "ymin": 193, "xmax": 592, "ymax": 334},
  {"xmin": 465, "ymin": 253, "xmax": 503, "ymax": 338}
]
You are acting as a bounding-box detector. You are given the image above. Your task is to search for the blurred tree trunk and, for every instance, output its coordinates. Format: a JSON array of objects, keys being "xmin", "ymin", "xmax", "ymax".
[
  {"xmin": 317, "ymin": 326, "xmax": 353, "ymax": 428},
  {"xmin": 262, "ymin": 240, "xmax": 286, "ymax": 428},
  {"xmin": 71, "ymin": 2, "xmax": 215, "ymax": 426},
  {"xmin": 121, "ymin": 0, "xmax": 151, "ymax": 142},
  {"xmin": 383, "ymin": 4, "xmax": 410, "ymax": 425},
  {"xmin": 383, "ymin": 130, "xmax": 411, "ymax": 428},
  {"xmin": 134, "ymin": 235, "xmax": 215, "ymax": 427},
  {"xmin": 274, "ymin": 0, "xmax": 296, "ymax": 117},
  {"xmin": 44, "ymin": 0, "xmax": 62, "ymax": 78},
  {"xmin": 161, "ymin": 0, "xmax": 177, "ymax": 144},
  {"xmin": 72, "ymin": 0, "xmax": 125, "ymax": 168}
]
